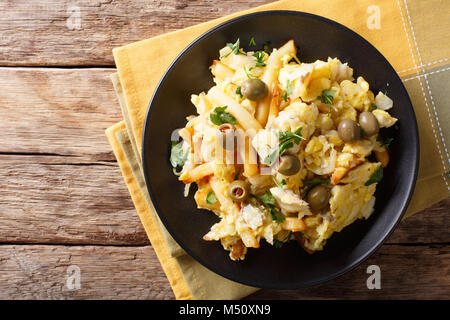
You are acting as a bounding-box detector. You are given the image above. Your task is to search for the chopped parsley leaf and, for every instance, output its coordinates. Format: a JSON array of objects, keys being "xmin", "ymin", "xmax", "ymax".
[
  {"xmin": 272, "ymin": 176, "xmax": 286, "ymax": 188},
  {"xmin": 252, "ymin": 191, "xmax": 285, "ymax": 223},
  {"xmin": 264, "ymin": 127, "xmax": 305, "ymax": 164},
  {"xmin": 281, "ymin": 80, "xmax": 294, "ymax": 102},
  {"xmin": 273, "ymin": 231, "xmax": 292, "ymax": 248},
  {"xmin": 236, "ymin": 86, "xmax": 243, "ymax": 98},
  {"xmin": 221, "ymin": 38, "xmax": 246, "ymax": 58},
  {"xmin": 206, "ymin": 192, "xmax": 217, "ymax": 205},
  {"xmin": 273, "ymin": 239, "xmax": 284, "ymax": 248},
  {"xmin": 254, "ymin": 191, "xmax": 276, "ymax": 206},
  {"xmin": 252, "ymin": 51, "xmax": 266, "ymax": 67},
  {"xmin": 263, "ymin": 44, "xmax": 272, "ymax": 55},
  {"xmin": 377, "ymin": 135, "xmax": 393, "ymax": 150},
  {"xmin": 234, "ymin": 167, "xmax": 242, "ymax": 180},
  {"xmin": 210, "ymin": 106, "xmax": 237, "ymax": 126},
  {"xmin": 365, "ymin": 166, "xmax": 383, "ymax": 186},
  {"xmin": 318, "ymin": 89, "xmax": 336, "ymax": 105},
  {"xmin": 269, "ymin": 207, "xmax": 286, "ymax": 223},
  {"xmin": 360, "ymin": 125, "xmax": 366, "ymax": 138},
  {"xmin": 244, "ymin": 66, "xmax": 258, "ymax": 79}
]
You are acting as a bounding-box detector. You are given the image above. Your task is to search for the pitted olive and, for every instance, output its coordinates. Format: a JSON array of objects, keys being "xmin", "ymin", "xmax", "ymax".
[
  {"xmin": 229, "ymin": 180, "xmax": 250, "ymax": 201},
  {"xmin": 337, "ymin": 119, "xmax": 361, "ymax": 142},
  {"xmin": 241, "ymin": 79, "xmax": 268, "ymax": 101},
  {"xmin": 307, "ymin": 185, "xmax": 330, "ymax": 211},
  {"xmin": 359, "ymin": 112, "xmax": 379, "ymax": 137},
  {"xmin": 277, "ymin": 155, "xmax": 301, "ymax": 176}
]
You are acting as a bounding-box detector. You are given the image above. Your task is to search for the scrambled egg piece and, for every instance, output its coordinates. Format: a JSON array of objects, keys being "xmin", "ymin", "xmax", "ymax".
[
  {"xmin": 340, "ymin": 77, "xmax": 372, "ymax": 111},
  {"xmin": 302, "ymin": 163, "xmax": 380, "ymax": 251},
  {"xmin": 304, "ymin": 135, "xmax": 337, "ymax": 175},
  {"xmin": 373, "ymin": 109, "xmax": 398, "ymax": 128}
]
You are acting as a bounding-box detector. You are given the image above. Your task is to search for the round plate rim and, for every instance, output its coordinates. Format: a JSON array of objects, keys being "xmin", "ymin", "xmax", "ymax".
[{"xmin": 141, "ymin": 10, "xmax": 419, "ymax": 289}]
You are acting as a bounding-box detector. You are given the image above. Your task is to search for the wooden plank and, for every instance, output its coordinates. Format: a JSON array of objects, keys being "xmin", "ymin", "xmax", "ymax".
[
  {"xmin": 0, "ymin": 155, "xmax": 148, "ymax": 245},
  {"xmin": 0, "ymin": 244, "xmax": 447, "ymax": 299},
  {"xmin": 0, "ymin": 153, "xmax": 447, "ymax": 245},
  {"xmin": 0, "ymin": 68, "xmax": 120, "ymax": 160},
  {"xmin": 389, "ymin": 198, "xmax": 450, "ymax": 244},
  {"xmin": 0, "ymin": 0, "xmax": 274, "ymax": 66},
  {"xmin": 0, "ymin": 245, "xmax": 173, "ymax": 299}
]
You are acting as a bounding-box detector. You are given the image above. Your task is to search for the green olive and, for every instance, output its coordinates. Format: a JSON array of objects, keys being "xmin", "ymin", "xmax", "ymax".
[
  {"xmin": 218, "ymin": 123, "xmax": 235, "ymax": 150},
  {"xmin": 337, "ymin": 119, "xmax": 361, "ymax": 142},
  {"xmin": 241, "ymin": 79, "xmax": 268, "ymax": 101},
  {"xmin": 307, "ymin": 185, "xmax": 330, "ymax": 211},
  {"xmin": 229, "ymin": 180, "xmax": 250, "ymax": 201},
  {"xmin": 278, "ymin": 155, "xmax": 301, "ymax": 176},
  {"xmin": 359, "ymin": 112, "xmax": 379, "ymax": 137}
]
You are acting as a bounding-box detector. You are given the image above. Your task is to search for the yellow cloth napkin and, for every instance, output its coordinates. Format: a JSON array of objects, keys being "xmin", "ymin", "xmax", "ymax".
[{"xmin": 107, "ymin": 0, "xmax": 450, "ymax": 299}]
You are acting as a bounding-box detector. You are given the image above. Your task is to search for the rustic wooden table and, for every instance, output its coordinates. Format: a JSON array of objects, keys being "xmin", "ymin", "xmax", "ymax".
[{"xmin": 0, "ymin": 0, "xmax": 448, "ymax": 300}]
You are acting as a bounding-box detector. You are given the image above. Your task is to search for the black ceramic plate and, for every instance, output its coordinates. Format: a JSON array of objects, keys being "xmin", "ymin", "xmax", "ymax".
[{"xmin": 142, "ymin": 11, "xmax": 419, "ymax": 289}]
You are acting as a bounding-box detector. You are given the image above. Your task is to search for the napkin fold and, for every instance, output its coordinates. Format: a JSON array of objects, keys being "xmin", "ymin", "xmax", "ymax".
[{"xmin": 106, "ymin": 0, "xmax": 450, "ymax": 299}]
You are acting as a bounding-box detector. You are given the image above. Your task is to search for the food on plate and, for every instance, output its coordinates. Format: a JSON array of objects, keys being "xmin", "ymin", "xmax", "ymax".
[{"xmin": 170, "ymin": 38, "xmax": 397, "ymax": 260}]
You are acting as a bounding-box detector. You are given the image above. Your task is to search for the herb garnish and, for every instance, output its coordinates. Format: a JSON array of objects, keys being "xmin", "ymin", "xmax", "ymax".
[
  {"xmin": 303, "ymin": 178, "xmax": 331, "ymax": 186},
  {"xmin": 236, "ymin": 86, "xmax": 243, "ymax": 98},
  {"xmin": 273, "ymin": 239, "xmax": 284, "ymax": 248},
  {"xmin": 234, "ymin": 167, "xmax": 242, "ymax": 180},
  {"xmin": 244, "ymin": 66, "xmax": 258, "ymax": 79},
  {"xmin": 254, "ymin": 191, "xmax": 276, "ymax": 206},
  {"xmin": 318, "ymin": 89, "xmax": 336, "ymax": 105},
  {"xmin": 371, "ymin": 103, "xmax": 377, "ymax": 111},
  {"xmin": 269, "ymin": 207, "xmax": 285, "ymax": 223},
  {"xmin": 263, "ymin": 44, "xmax": 272, "ymax": 55},
  {"xmin": 170, "ymin": 141, "xmax": 188, "ymax": 172},
  {"xmin": 281, "ymin": 80, "xmax": 294, "ymax": 102},
  {"xmin": 264, "ymin": 149, "xmax": 279, "ymax": 166},
  {"xmin": 249, "ymin": 37, "xmax": 256, "ymax": 47},
  {"xmin": 273, "ymin": 231, "xmax": 292, "ymax": 248},
  {"xmin": 272, "ymin": 176, "xmax": 286, "ymax": 188},
  {"xmin": 221, "ymin": 38, "xmax": 246, "ymax": 58},
  {"xmin": 264, "ymin": 127, "xmax": 305, "ymax": 164},
  {"xmin": 252, "ymin": 51, "xmax": 266, "ymax": 68},
  {"xmin": 365, "ymin": 166, "xmax": 383, "ymax": 186},
  {"xmin": 377, "ymin": 135, "xmax": 393, "ymax": 150},
  {"xmin": 210, "ymin": 106, "xmax": 237, "ymax": 126},
  {"xmin": 302, "ymin": 178, "xmax": 330, "ymax": 199},
  {"xmin": 206, "ymin": 192, "xmax": 217, "ymax": 205},
  {"xmin": 253, "ymin": 191, "xmax": 285, "ymax": 222},
  {"xmin": 360, "ymin": 125, "xmax": 365, "ymax": 138}
]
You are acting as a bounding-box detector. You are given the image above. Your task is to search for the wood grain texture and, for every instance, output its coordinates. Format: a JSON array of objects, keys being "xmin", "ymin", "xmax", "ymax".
[
  {"xmin": 0, "ymin": 245, "xmax": 173, "ymax": 299},
  {"xmin": 389, "ymin": 198, "xmax": 450, "ymax": 244},
  {"xmin": 0, "ymin": 0, "xmax": 274, "ymax": 66},
  {"xmin": 0, "ymin": 68, "xmax": 119, "ymax": 160},
  {"xmin": 0, "ymin": 244, "xmax": 448, "ymax": 300},
  {"xmin": 0, "ymin": 155, "xmax": 148, "ymax": 245}
]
